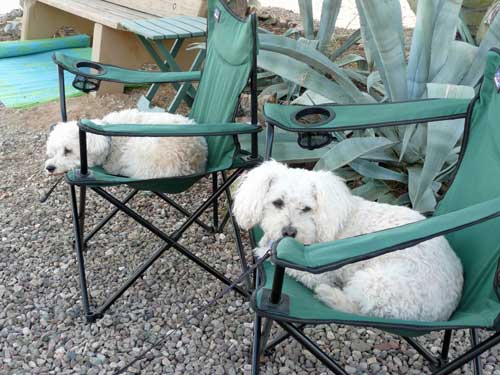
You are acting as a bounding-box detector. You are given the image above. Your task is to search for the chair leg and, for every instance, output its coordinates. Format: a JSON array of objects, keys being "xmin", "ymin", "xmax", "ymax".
[
  {"xmin": 84, "ymin": 189, "xmax": 139, "ymax": 246},
  {"xmin": 222, "ymin": 171, "xmax": 251, "ymax": 290},
  {"xmin": 252, "ymin": 315, "xmax": 263, "ymax": 375},
  {"xmin": 264, "ymin": 323, "xmax": 307, "ymax": 354},
  {"xmin": 212, "ymin": 173, "xmax": 219, "ymax": 232},
  {"xmin": 403, "ymin": 337, "xmax": 442, "ymax": 369},
  {"xmin": 78, "ymin": 186, "xmax": 86, "ymax": 249},
  {"xmin": 432, "ymin": 331, "xmax": 500, "ymax": 375},
  {"xmin": 154, "ymin": 192, "xmax": 213, "ymax": 233},
  {"xmin": 69, "ymin": 185, "xmax": 95, "ymax": 323},
  {"xmin": 259, "ymin": 319, "xmax": 274, "ymax": 357},
  {"xmin": 470, "ymin": 329, "xmax": 483, "ymax": 375},
  {"xmin": 441, "ymin": 330, "xmax": 453, "ymax": 363}
]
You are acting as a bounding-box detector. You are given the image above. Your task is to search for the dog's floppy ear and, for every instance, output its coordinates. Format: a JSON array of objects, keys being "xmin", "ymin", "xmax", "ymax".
[
  {"xmin": 233, "ymin": 160, "xmax": 286, "ymax": 230},
  {"xmin": 312, "ymin": 170, "xmax": 353, "ymax": 241}
]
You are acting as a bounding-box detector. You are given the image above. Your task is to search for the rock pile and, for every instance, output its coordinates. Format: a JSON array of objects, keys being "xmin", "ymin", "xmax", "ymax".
[{"xmin": 0, "ymin": 8, "xmax": 23, "ymax": 41}]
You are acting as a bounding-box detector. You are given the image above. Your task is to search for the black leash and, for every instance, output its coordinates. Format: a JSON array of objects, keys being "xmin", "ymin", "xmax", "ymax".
[
  {"xmin": 40, "ymin": 176, "xmax": 64, "ymax": 203},
  {"xmin": 113, "ymin": 250, "xmax": 271, "ymax": 375}
]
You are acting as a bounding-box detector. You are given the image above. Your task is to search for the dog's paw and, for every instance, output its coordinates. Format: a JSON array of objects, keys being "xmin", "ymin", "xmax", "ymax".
[
  {"xmin": 314, "ymin": 284, "xmax": 359, "ymax": 314},
  {"xmin": 253, "ymin": 247, "xmax": 270, "ymax": 259}
]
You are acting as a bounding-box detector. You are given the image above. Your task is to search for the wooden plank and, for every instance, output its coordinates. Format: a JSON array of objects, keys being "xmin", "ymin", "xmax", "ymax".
[
  {"xmin": 119, "ymin": 19, "xmax": 160, "ymax": 39},
  {"xmin": 181, "ymin": 16, "xmax": 207, "ymax": 28},
  {"xmin": 38, "ymin": 0, "xmax": 131, "ymax": 28},
  {"xmin": 106, "ymin": 0, "xmax": 206, "ymax": 18},
  {"xmin": 121, "ymin": 17, "xmax": 207, "ymax": 40},
  {"xmin": 89, "ymin": 0, "xmax": 152, "ymax": 18},
  {"xmin": 22, "ymin": 0, "xmax": 94, "ymax": 39},
  {"xmin": 121, "ymin": 17, "xmax": 206, "ymax": 40},
  {"xmin": 160, "ymin": 17, "xmax": 205, "ymax": 35},
  {"xmin": 134, "ymin": 19, "xmax": 180, "ymax": 39},
  {"xmin": 91, "ymin": 23, "xmax": 169, "ymax": 93},
  {"xmin": 38, "ymin": 0, "xmax": 153, "ymax": 29},
  {"xmin": 69, "ymin": 0, "xmax": 151, "ymax": 19},
  {"xmin": 174, "ymin": 16, "xmax": 207, "ymax": 32},
  {"xmin": 149, "ymin": 18, "xmax": 194, "ymax": 38}
]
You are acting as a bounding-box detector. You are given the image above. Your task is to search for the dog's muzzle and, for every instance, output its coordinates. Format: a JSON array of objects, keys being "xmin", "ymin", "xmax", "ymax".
[{"xmin": 281, "ymin": 225, "xmax": 297, "ymax": 238}]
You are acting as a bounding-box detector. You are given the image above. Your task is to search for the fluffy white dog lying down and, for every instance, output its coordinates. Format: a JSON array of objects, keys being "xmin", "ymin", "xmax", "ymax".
[
  {"xmin": 45, "ymin": 109, "xmax": 207, "ymax": 179},
  {"xmin": 234, "ymin": 161, "xmax": 464, "ymax": 321}
]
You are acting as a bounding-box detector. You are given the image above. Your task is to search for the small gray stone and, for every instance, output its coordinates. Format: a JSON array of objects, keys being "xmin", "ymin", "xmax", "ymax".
[
  {"xmin": 351, "ymin": 341, "xmax": 372, "ymax": 352},
  {"xmin": 345, "ymin": 365, "xmax": 357, "ymax": 374}
]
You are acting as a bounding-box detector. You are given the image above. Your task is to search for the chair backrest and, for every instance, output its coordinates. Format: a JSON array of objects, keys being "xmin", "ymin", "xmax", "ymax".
[
  {"xmin": 435, "ymin": 48, "xmax": 500, "ymax": 311},
  {"xmin": 190, "ymin": 0, "xmax": 257, "ymax": 170}
]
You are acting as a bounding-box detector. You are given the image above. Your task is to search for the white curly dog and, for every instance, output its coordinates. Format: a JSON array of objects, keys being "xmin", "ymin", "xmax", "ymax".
[
  {"xmin": 45, "ymin": 109, "xmax": 207, "ymax": 179},
  {"xmin": 234, "ymin": 161, "xmax": 463, "ymax": 321}
]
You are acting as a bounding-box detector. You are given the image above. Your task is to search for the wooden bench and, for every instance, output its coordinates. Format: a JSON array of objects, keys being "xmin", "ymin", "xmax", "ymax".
[{"xmin": 21, "ymin": 0, "xmax": 207, "ymax": 93}]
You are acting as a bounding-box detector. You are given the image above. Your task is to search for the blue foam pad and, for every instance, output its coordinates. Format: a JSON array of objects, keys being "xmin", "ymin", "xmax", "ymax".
[{"xmin": 0, "ymin": 36, "xmax": 92, "ymax": 108}]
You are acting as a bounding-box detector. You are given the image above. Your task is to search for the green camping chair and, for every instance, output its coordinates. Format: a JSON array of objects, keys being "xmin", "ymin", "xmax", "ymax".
[
  {"xmin": 52, "ymin": 0, "xmax": 261, "ymax": 323},
  {"xmin": 249, "ymin": 48, "xmax": 500, "ymax": 374}
]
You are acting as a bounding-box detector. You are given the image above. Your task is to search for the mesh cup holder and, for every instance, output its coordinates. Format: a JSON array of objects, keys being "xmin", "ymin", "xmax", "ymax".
[
  {"xmin": 72, "ymin": 61, "xmax": 106, "ymax": 93},
  {"xmin": 292, "ymin": 106, "xmax": 335, "ymax": 150}
]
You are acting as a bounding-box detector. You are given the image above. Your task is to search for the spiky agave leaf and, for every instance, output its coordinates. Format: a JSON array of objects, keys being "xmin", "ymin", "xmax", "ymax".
[
  {"xmin": 410, "ymin": 83, "xmax": 475, "ymax": 210},
  {"xmin": 298, "ymin": 0, "xmax": 315, "ymax": 39},
  {"xmin": 462, "ymin": 7, "xmax": 500, "ymax": 85},
  {"xmin": 318, "ymin": 0, "xmax": 342, "ymax": 53},
  {"xmin": 259, "ymin": 33, "xmax": 375, "ymax": 103},
  {"xmin": 314, "ymin": 136, "xmax": 397, "ymax": 171},
  {"xmin": 356, "ymin": 0, "xmax": 408, "ymax": 101}
]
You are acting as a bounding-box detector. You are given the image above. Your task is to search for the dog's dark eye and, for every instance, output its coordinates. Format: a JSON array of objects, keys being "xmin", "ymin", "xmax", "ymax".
[
  {"xmin": 302, "ymin": 206, "xmax": 312, "ymax": 213},
  {"xmin": 64, "ymin": 147, "xmax": 72, "ymax": 156},
  {"xmin": 272, "ymin": 199, "xmax": 284, "ymax": 209}
]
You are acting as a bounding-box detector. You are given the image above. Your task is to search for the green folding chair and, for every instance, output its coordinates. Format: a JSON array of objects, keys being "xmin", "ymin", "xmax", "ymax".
[
  {"xmin": 51, "ymin": 0, "xmax": 261, "ymax": 323},
  {"xmin": 249, "ymin": 48, "xmax": 500, "ymax": 374}
]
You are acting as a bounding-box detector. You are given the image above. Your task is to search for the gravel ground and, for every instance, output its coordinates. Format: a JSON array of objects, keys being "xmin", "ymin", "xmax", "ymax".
[
  {"xmin": 1, "ymin": 94, "xmax": 500, "ymax": 375},
  {"xmin": 0, "ymin": 2, "xmax": 499, "ymax": 374}
]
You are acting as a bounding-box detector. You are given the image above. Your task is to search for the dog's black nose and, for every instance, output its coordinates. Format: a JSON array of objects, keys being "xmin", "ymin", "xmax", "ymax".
[
  {"xmin": 46, "ymin": 165, "xmax": 56, "ymax": 173},
  {"xmin": 282, "ymin": 226, "xmax": 297, "ymax": 238}
]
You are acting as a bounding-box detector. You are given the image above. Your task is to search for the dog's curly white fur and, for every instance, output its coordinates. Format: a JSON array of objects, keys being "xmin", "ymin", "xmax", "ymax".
[
  {"xmin": 45, "ymin": 109, "xmax": 207, "ymax": 179},
  {"xmin": 234, "ymin": 161, "xmax": 463, "ymax": 321}
]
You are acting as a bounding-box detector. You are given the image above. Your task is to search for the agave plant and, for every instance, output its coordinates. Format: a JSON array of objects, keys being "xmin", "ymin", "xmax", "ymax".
[
  {"xmin": 407, "ymin": 0, "xmax": 495, "ymax": 44},
  {"xmin": 254, "ymin": 1, "xmax": 382, "ymax": 160},
  {"xmin": 256, "ymin": 0, "xmax": 500, "ymax": 212},
  {"xmin": 313, "ymin": 0, "xmax": 500, "ymax": 213}
]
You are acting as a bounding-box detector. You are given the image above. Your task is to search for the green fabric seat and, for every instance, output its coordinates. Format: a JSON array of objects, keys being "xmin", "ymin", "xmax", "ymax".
[
  {"xmin": 66, "ymin": 119, "xmax": 261, "ymax": 191},
  {"xmin": 66, "ymin": 153, "xmax": 257, "ymax": 192},
  {"xmin": 254, "ymin": 261, "xmax": 500, "ymax": 337},
  {"xmin": 249, "ymin": 49, "xmax": 500, "ymax": 374}
]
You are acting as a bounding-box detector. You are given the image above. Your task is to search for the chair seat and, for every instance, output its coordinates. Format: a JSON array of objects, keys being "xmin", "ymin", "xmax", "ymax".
[
  {"xmin": 65, "ymin": 153, "xmax": 261, "ymax": 193},
  {"xmin": 253, "ymin": 261, "xmax": 500, "ymax": 337}
]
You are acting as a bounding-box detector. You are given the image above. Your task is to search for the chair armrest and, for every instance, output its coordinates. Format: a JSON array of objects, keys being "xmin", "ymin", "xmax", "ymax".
[
  {"xmin": 273, "ymin": 196, "xmax": 500, "ymax": 273},
  {"xmin": 78, "ymin": 119, "xmax": 261, "ymax": 137},
  {"xmin": 53, "ymin": 53, "xmax": 201, "ymax": 84},
  {"xmin": 264, "ymin": 98, "xmax": 472, "ymax": 133}
]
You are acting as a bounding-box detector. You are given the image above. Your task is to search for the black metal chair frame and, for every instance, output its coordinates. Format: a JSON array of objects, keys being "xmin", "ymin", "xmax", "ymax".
[{"xmin": 56, "ymin": 12, "xmax": 261, "ymax": 323}]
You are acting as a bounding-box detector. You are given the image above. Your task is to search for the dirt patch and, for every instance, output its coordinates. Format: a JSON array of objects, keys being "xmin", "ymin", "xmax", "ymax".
[{"xmin": 1, "ymin": 85, "xmax": 191, "ymax": 134}]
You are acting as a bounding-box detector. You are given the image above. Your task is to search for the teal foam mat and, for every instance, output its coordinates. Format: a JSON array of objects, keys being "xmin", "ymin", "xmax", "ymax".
[{"xmin": 0, "ymin": 35, "xmax": 91, "ymax": 108}]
